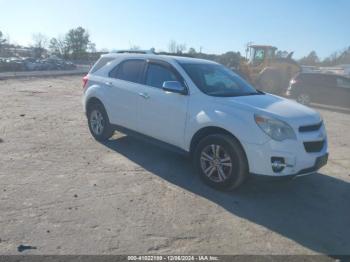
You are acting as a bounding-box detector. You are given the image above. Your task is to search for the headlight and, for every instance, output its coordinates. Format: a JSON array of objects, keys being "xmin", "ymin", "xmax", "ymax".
[{"xmin": 254, "ymin": 114, "xmax": 296, "ymax": 141}]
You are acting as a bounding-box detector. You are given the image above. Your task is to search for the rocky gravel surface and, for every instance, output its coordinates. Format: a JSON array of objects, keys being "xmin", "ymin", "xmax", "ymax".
[{"xmin": 0, "ymin": 76, "xmax": 349, "ymax": 255}]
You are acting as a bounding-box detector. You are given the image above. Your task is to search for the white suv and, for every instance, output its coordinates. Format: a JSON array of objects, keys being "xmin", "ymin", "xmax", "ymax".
[{"xmin": 83, "ymin": 52, "xmax": 328, "ymax": 190}]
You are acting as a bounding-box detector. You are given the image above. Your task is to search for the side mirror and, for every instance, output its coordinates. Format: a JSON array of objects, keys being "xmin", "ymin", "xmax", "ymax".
[{"xmin": 162, "ymin": 81, "xmax": 187, "ymax": 95}]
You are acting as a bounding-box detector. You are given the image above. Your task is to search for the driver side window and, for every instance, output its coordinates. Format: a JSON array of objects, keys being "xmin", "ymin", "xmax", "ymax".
[{"xmin": 146, "ymin": 63, "xmax": 178, "ymax": 88}]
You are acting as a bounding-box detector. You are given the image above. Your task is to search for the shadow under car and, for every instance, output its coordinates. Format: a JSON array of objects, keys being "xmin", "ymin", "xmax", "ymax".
[{"xmin": 101, "ymin": 135, "xmax": 350, "ymax": 255}]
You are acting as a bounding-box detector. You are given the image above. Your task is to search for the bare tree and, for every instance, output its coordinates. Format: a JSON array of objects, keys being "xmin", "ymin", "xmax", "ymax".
[
  {"xmin": 32, "ymin": 33, "xmax": 48, "ymax": 48},
  {"xmin": 87, "ymin": 42, "xmax": 97, "ymax": 53},
  {"xmin": 168, "ymin": 40, "xmax": 186, "ymax": 54},
  {"xmin": 0, "ymin": 30, "xmax": 8, "ymax": 55},
  {"xmin": 49, "ymin": 36, "xmax": 68, "ymax": 58},
  {"xmin": 129, "ymin": 45, "xmax": 140, "ymax": 51},
  {"xmin": 168, "ymin": 40, "xmax": 177, "ymax": 53},
  {"xmin": 176, "ymin": 43, "xmax": 186, "ymax": 54},
  {"xmin": 32, "ymin": 33, "xmax": 48, "ymax": 58}
]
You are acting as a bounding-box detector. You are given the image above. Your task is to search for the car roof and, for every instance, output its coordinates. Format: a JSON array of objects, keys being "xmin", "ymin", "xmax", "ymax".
[
  {"xmin": 299, "ymin": 72, "xmax": 339, "ymax": 78},
  {"xmin": 101, "ymin": 53, "xmax": 218, "ymax": 65},
  {"xmin": 297, "ymin": 72, "xmax": 350, "ymax": 81}
]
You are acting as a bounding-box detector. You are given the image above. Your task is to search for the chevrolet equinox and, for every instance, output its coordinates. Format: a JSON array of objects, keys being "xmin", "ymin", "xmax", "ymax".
[{"xmin": 82, "ymin": 52, "xmax": 328, "ymax": 190}]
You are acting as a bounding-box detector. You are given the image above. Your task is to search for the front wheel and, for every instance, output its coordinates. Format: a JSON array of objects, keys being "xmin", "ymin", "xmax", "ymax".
[
  {"xmin": 87, "ymin": 102, "xmax": 114, "ymax": 141},
  {"xmin": 194, "ymin": 134, "xmax": 249, "ymax": 190}
]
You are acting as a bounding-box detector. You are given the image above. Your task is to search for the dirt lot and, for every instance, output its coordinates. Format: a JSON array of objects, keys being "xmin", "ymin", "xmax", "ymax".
[{"xmin": 0, "ymin": 76, "xmax": 349, "ymax": 255}]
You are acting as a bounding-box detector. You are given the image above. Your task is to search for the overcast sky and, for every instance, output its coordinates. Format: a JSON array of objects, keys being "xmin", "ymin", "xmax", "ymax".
[{"xmin": 1, "ymin": 0, "xmax": 349, "ymax": 59}]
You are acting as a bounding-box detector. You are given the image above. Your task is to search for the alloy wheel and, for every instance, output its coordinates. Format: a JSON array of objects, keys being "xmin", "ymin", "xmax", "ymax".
[
  {"xmin": 200, "ymin": 144, "xmax": 233, "ymax": 183},
  {"xmin": 90, "ymin": 109, "xmax": 105, "ymax": 135},
  {"xmin": 297, "ymin": 93, "xmax": 311, "ymax": 105}
]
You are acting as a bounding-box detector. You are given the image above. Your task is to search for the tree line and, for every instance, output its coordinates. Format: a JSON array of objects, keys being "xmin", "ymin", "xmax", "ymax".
[
  {"xmin": 298, "ymin": 49, "xmax": 350, "ymax": 66},
  {"xmin": 157, "ymin": 40, "xmax": 241, "ymax": 68},
  {"xmin": 49, "ymin": 27, "xmax": 96, "ymax": 60},
  {"xmin": 0, "ymin": 27, "xmax": 95, "ymax": 60},
  {"xmin": 1, "ymin": 28, "xmax": 349, "ymax": 67}
]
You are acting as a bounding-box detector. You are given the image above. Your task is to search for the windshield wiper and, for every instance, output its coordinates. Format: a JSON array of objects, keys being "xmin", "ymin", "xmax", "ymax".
[
  {"xmin": 241, "ymin": 92, "xmax": 263, "ymax": 96},
  {"xmin": 206, "ymin": 91, "xmax": 263, "ymax": 97}
]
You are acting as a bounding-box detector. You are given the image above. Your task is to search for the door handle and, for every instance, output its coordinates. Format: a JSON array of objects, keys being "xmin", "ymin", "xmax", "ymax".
[
  {"xmin": 138, "ymin": 92, "xmax": 150, "ymax": 99},
  {"xmin": 105, "ymin": 81, "xmax": 113, "ymax": 86}
]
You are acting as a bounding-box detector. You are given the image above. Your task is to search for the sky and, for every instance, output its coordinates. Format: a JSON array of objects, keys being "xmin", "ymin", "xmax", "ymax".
[{"xmin": 0, "ymin": 0, "xmax": 349, "ymax": 59}]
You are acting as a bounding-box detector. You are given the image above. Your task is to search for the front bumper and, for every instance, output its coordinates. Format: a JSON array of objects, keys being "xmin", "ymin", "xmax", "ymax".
[
  {"xmin": 242, "ymin": 125, "xmax": 328, "ymax": 177},
  {"xmin": 251, "ymin": 153, "xmax": 328, "ymax": 180}
]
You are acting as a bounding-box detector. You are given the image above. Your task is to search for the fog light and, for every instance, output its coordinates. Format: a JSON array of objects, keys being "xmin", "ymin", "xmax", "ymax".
[{"xmin": 271, "ymin": 157, "xmax": 286, "ymax": 173}]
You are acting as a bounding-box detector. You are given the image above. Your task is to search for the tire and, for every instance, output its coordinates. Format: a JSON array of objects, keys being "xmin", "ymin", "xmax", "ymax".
[
  {"xmin": 193, "ymin": 134, "xmax": 249, "ymax": 190},
  {"xmin": 296, "ymin": 93, "xmax": 311, "ymax": 105},
  {"xmin": 87, "ymin": 101, "xmax": 114, "ymax": 141}
]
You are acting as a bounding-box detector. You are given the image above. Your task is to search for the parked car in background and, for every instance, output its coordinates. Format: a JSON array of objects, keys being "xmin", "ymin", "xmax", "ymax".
[
  {"xmin": 286, "ymin": 72, "xmax": 350, "ymax": 108},
  {"xmin": 0, "ymin": 56, "xmax": 77, "ymax": 72},
  {"xmin": 42, "ymin": 58, "xmax": 76, "ymax": 70},
  {"xmin": 4, "ymin": 57, "xmax": 25, "ymax": 71},
  {"xmin": 0, "ymin": 57, "xmax": 6, "ymax": 72},
  {"xmin": 23, "ymin": 58, "xmax": 42, "ymax": 71}
]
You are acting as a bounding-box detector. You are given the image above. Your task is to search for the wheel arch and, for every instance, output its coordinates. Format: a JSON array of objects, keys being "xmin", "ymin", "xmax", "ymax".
[
  {"xmin": 189, "ymin": 126, "xmax": 247, "ymax": 159},
  {"xmin": 85, "ymin": 97, "xmax": 104, "ymax": 114}
]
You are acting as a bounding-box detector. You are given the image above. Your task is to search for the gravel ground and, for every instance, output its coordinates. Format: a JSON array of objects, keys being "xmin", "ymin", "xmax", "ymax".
[{"xmin": 0, "ymin": 76, "xmax": 349, "ymax": 255}]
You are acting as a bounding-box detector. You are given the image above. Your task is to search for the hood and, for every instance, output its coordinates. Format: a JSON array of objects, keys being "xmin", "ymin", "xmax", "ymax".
[{"xmin": 215, "ymin": 93, "xmax": 321, "ymax": 126}]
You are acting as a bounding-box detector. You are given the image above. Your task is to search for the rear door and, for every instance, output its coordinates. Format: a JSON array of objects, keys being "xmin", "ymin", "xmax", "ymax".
[
  {"xmin": 312, "ymin": 74, "xmax": 336, "ymax": 105},
  {"xmin": 335, "ymin": 76, "xmax": 350, "ymax": 108},
  {"xmin": 137, "ymin": 60, "xmax": 189, "ymax": 148},
  {"xmin": 107, "ymin": 59, "xmax": 146, "ymax": 130}
]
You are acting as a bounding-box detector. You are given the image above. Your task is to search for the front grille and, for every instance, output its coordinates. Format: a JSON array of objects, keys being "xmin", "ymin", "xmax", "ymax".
[
  {"xmin": 304, "ymin": 140, "xmax": 325, "ymax": 153},
  {"xmin": 299, "ymin": 122, "xmax": 323, "ymax": 132}
]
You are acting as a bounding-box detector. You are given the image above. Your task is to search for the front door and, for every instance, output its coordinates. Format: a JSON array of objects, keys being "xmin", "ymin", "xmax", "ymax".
[{"xmin": 137, "ymin": 60, "xmax": 189, "ymax": 149}]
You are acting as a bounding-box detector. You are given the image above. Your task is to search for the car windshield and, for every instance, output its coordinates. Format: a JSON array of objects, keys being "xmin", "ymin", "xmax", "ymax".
[{"xmin": 180, "ymin": 62, "xmax": 260, "ymax": 97}]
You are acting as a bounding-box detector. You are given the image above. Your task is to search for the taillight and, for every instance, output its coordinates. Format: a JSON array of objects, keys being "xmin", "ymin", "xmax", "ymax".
[{"xmin": 82, "ymin": 75, "xmax": 88, "ymax": 89}]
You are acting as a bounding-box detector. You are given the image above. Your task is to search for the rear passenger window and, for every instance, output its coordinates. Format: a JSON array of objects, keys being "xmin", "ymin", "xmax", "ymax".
[
  {"xmin": 321, "ymin": 75, "xmax": 336, "ymax": 87},
  {"xmin": 300, "ymin": 74, "xmax": 318, "ymax": 83},
  {"xmin": 337, "ymin": 77, "xmax": 350, "ymax": 89},
  {"xmin": 110, "ymin": 60, "xmax": 145, "ymax": 83},
  {"xmin": 146, "ymin": 64, "xmax": 178, "ymax": 88}
]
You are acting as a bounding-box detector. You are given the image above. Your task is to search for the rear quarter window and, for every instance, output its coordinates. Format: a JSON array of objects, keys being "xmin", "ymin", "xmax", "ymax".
[
  {"xmin": 90, "ymin": 57, "xmax": 115, "ymax": 74},
  {"xmin": 109, "ymin": 59, "xmax": 145, "ymax": 83}
]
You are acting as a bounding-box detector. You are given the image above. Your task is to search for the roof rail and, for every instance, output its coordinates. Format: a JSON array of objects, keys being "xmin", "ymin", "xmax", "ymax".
[{"xmin": 110, "ymin": 49, "xmax": 156, "ymax": 54}]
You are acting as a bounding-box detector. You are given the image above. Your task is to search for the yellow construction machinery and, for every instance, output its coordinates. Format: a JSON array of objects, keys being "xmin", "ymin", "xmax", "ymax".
[{"xmin": 239, "ymin": 45, "xmax": 300, "ymax": 94}]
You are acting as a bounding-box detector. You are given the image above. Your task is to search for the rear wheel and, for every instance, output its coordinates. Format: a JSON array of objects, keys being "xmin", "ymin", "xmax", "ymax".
[
  {"xmin": 87, "ymin": 102, "xmax": 114, "ymax": 141},
  {"xmin": 194, "ymin": 134, "xmax": 249, "ymax": 190},
  {"xmin": 296, "ymin": 93, "xmax": 311, "ymax": 105}
]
